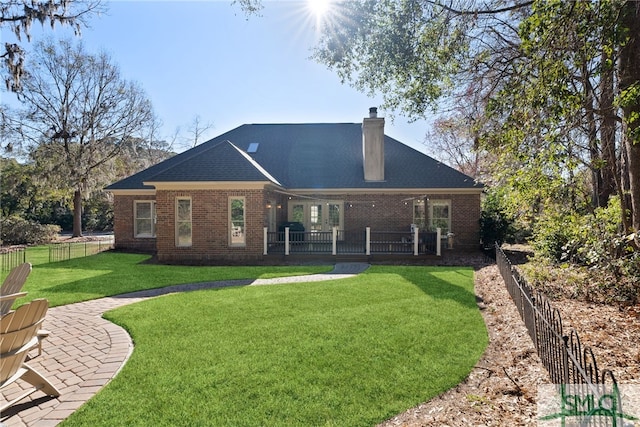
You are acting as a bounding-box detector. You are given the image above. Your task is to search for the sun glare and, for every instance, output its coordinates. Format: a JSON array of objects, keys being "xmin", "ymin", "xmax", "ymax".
[{"xmin": 308, "ymin": 0, "xmax": 332, "ymax": 18}]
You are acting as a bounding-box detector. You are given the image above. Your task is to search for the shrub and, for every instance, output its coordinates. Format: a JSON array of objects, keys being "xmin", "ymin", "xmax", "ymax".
[
  {"xmin": 531, "ymin": 211, "xmax": 581, "ymax": 262},
  {"xmin": 0, "ymin": 216, "xmax": 61, "ymax": 245},
  {"xmin": 529, "ymin": 197, "xmax": 639, "ymax": 303},
  {"xmin": 480, "ymin": 190, "xmax": 515, "ymax": 247}
]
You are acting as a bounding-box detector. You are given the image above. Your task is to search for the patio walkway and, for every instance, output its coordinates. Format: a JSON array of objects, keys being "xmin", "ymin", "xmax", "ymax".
[{"xmin": 0, "ymin": 263, "xmax": 370, "ymax": 426}]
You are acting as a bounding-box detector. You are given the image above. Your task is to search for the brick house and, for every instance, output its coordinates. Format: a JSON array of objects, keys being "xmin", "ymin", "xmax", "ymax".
[{"xmin": 106, "ymin": 108, "xmax": 483, "ymax": 263}]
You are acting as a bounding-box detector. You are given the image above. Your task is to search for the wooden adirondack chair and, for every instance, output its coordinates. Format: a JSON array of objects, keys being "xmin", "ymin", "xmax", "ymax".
[
  {"xmin": 0, "ymin": 263, "xmax": 49, "ymax": 356},
  {"xmin": 0, "ymin": 299, "xmax": 60, "ymax": 412},
  {"xmin": 0, "ymin": 263, "xmax": 32, "ymax": 316}
]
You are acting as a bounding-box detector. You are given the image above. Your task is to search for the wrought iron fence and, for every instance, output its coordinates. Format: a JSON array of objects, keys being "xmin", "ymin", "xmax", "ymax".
[
  {"xmin": 495, "ymin": 244, "xmax": 624, "ymax": 426},
  {"xmin": 49, "ymin": 241, "xmax": 113, "ymax": 263},
  {"xmin": 0, "ymin": 247, "xmax": 26, "ymax": 272}
]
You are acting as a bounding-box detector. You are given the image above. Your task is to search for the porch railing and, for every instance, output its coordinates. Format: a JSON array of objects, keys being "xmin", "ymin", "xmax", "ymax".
[{"xmin": 264, "ymin": 227, "xmax": 441, "ymax": 256}]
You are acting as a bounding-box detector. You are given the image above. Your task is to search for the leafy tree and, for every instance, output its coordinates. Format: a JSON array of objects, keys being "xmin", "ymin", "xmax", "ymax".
[
  {"xmin": 618, "ymin": 0, "xmax": 640, "ymax": 233},
  {"xmin": 312, "ymin": 0, "xmax": 640, "ymax": 237},
  {"xmin": 2, "ymin": 38, "xmax": 154, "ymax": 236},
  {"xmin": 1, "ymin": 0, "xmax": 105, "ymax": 91},
  {"xmin": 482, "ymin": 0, "xmax": 631, "ymax": 229}
]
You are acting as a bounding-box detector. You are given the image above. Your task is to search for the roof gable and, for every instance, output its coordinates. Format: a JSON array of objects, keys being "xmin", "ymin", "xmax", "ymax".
[{"xmin": 144, "ymin": 140, "xmax": 280, "ymax": 185}]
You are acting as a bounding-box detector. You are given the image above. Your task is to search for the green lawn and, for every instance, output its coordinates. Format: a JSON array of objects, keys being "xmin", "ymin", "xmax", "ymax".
[
  {"xmin": 60, "ymin": 265, "xmax": 487, "ymax": 427},
  {"xmin": 8, "ymin": 249, "xmax": 332, "ymax": 307}
]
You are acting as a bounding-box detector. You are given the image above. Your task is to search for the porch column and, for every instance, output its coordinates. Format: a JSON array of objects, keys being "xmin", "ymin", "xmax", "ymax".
[
  {"xmin": 413, "ymin": 226, "xmax": 419, "ymax": 256},
  {"xmin": 365, "ymin": 227, "xmax": 371, "ymax": 256},
  {"xmin": 285, "ymin": 227, "xmax": 290, "ymax": 256},
  {"xmin": 263, "ymin": 227, "xmax": 268, "ymax": 255},
  {"xmin": 436, "ymin": 228, "xmax": 441, "ymax": 256},
  {"xmin": 332, "ymin": 226, "xmax": 337, "ymax": 256}
]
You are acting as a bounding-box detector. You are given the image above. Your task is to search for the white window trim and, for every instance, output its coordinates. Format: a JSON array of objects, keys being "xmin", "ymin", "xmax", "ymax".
[
  {"xmin": 429, "ymin": 199, "xmax": 451, "ymax": 234},
  {"xmin": 229, "ymin": 196, "xmax": 246, "ymax": 247},
  {"xmin": 175, "ymin": 197, "xmax": 192, "ymax": 247},
  {"xmin": 134, "ymin": 200, "xmax": 156, "ymax": 238}
]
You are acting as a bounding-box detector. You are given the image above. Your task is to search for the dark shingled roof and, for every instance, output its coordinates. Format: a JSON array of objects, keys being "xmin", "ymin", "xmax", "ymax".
[{"xmin": 106, "ymin": 123, "xmax": 482, "ymax": 191}]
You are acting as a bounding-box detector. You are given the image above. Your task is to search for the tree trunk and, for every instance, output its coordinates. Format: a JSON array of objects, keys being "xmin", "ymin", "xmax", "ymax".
[
  {"xmin": 72, "ymin": 188, "xmax": 83, "ymax": 237},
  {"xmin": 599, "ymin": 49, "xmax": 617, "ymax": 207},
  {"xmin": 619, "ymin": 1, "xmax": 640, "ymax": 232},
  {"xmin": 626, "ymin": 136, "xmax": 640, "ymax": 232}
]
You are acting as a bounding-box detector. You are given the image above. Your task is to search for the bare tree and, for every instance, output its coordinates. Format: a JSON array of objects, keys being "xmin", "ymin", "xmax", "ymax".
[
  {"xmin": 187, "ymin": 115, "xmax": 214, "ymax": 148},
  {"xmin": 1, "ymin": 0, "xmax": 105, "ymax": 91},
  {"xmin": 425, "ymin": 116, "xmax": 483, "ymax": 179},
  {"xmin": 4, "ymin": 38, "xmax": 154, "ymax": 236}
]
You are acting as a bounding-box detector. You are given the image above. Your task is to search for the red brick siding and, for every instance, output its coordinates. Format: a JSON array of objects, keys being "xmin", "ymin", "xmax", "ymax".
[
  {"xmin": 114, "ymin": 190, "xmax": 481, "ymax": 262},
  {"xmin": 112, "ymin": 195, "xmax": 157, "ymax": 252},
  {"xmin": 155, "ymin": 189, "xmax": 267, "ymax": 263},
  {"xmin": 343, "ymin": 194, "xmax": 413, "ymax": 232},
  {"xmin": 427, "ymin": 193, "xmax": 481, "ymax": 250}
]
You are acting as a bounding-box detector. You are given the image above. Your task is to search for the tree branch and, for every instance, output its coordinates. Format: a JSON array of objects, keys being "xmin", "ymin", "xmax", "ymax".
[{"xmin": 427, "ymin": 0, "xmax": 534, "ymax": 16}]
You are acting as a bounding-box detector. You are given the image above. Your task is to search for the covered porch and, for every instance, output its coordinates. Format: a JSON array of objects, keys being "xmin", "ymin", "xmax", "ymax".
[{"xmin": 263, "ymin": 227, "xmax": 446, "ymax": 256}]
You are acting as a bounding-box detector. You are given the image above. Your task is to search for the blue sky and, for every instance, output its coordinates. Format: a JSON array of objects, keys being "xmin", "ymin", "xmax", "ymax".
[{"xmin": 1, "ymin": 1, "xmax": 433, "ymax": 153}]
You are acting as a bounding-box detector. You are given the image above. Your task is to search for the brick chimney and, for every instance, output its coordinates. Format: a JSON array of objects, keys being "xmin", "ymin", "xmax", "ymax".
[{"xmin": 362, "ymin": 107, "xmax": 385, "ymax": 181}]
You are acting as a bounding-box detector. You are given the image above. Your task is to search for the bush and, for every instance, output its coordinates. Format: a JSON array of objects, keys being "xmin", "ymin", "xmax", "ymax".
[
  {"xmin": 1, "ymin": 216, "xmax": 61, "ymax": 245},
  {"xmin": 529, "ymin": 197, "xmax": 639, "ymax": 303},
  {"xmin": 480, "ymin": 190, "xmax": 515, "ymax": 247},
  {"xmin": 531, "ymin": 211, "xmax": 582, "ymax": 262},
  {"xmin": 536, "ymin": 198, "xmax": 623, "ymax": 265}
]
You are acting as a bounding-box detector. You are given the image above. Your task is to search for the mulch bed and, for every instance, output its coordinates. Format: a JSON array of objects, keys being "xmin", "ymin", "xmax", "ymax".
[{"xmin": 378, "ymin": 261, "xmax": 640, "ymax": 426}]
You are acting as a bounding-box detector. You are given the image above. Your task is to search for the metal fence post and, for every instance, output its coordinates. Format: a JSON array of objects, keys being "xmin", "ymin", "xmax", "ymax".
[{"xmin": 436, "ymin": 228, "xmax": 441, "ymax": 256}]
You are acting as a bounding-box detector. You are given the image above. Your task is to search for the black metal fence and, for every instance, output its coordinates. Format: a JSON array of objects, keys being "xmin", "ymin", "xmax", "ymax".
[
  {"xmin": 0, "ymin": 247, "xmax": 26, "ymax": 272},
  {"xmin": 49, "ymin": 241, "xmax": 113, "ymax": 263},
  {"xmin": 495, "ymin": 244, "xmax": 625, "ymax": 426}
]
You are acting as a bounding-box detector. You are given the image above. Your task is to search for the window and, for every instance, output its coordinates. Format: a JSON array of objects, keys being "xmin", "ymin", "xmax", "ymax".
[
  {"xmin": 429, "ymin": 200, "xmax": 451, "ymax": 234},
  {"xmin": 413, "ymin": 199, "xmax": 426, "ymax": 229},
  {"xmin": 176, "ymin": 198, "xmax": 192, "ymax": 247},
  {"xmin": 134, "ymin": 201, "xmax": 156, "ymax": 238},
  {"xmin": 229, "ymin": 197, "xmax": 245, "ymax": 246},
  {"xmin": 327, "ymin": 204, "xmax": 340, "ymax": 228}
]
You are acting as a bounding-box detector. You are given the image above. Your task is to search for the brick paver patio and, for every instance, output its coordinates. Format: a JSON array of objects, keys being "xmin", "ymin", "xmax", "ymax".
[{"xmin": 0, "ymin": 264, "xmax": 369, "ymax": 426}]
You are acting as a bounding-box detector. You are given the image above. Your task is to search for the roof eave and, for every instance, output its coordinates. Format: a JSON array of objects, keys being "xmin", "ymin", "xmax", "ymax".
[
  {"xmin": 143, "ymin": 181, "xmax": 284, "ymax": 191},
  {"xmin": 287, "ymin": 187, "xmax": 484, "ymax": 195},
  {"xmin": 106, "ymin": 188, "xmax": 156, "ymax": 196}
]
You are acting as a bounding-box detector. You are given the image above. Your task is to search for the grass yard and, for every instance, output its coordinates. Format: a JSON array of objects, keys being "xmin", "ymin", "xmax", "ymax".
[
  {"xmin": 7, "ymin": 249, "xmax": 332, "ymax": 307},
  {"xmin": 61, "ymin": 266, "xmax": 487, "ymax": 427}
]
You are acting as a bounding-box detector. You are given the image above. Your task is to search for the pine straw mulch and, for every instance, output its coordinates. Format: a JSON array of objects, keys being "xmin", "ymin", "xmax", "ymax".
[{"xmin": 378, "ymin": 260, "xmax": 640, "ymax": 427}]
